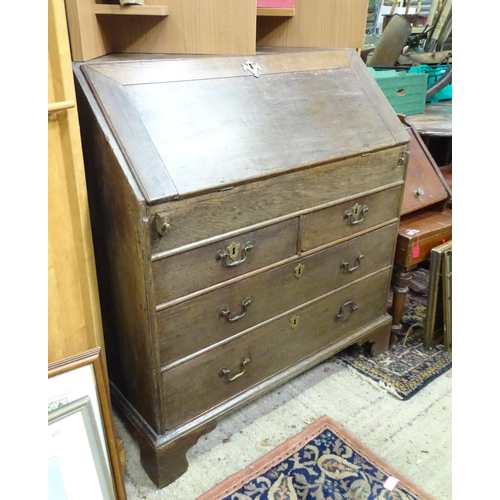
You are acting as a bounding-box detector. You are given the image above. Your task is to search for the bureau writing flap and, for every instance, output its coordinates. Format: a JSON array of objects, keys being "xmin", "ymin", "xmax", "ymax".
[{"xmin": 79, "ymin": 49, "xmax": 409, "ymax": 205}]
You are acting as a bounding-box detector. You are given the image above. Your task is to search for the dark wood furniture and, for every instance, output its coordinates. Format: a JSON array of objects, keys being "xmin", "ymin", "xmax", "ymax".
[
  {"xmin": 74, "ymin": 49, "xmax": 410, "ymax": 488},
  {"xmin": 406, "ymin": 102, "xmax": 452, "ymax": 138},
  {"xmin": 406, "ymin": 102, "xmax": 452, "ymax": 168},
  {"xmin": 389, "ymin": 116, "xmax": 452, "ymax": 343}
]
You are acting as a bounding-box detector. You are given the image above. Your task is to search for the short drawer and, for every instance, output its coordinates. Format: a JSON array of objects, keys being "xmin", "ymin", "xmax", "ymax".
[
  {"xmin": 158, "ymin": 223, "xmax": 398, "ymax": 366},
  {"xmin": 152, "ymin": 218, "xmax": 298, "ymax": 304},
  {"xmin": 301, "ymin": 186, "xmax": 402, "ymax": 252},
  {"xmin": 161, "ymin": 268, "xmax": 391, "ymax": 430}
]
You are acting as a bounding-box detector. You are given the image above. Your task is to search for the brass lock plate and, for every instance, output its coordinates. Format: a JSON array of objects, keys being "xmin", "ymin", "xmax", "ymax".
[
  {"xmin": 352, "ymin": 203, "xmax": 362, "ymax": 218},
  {"xmin": 294, "ymin": 263, "xmax": 305, "ymax": 279},
  {"xmin": 227, "ymin": 242, "xmax": 241, "ymax": 261}
]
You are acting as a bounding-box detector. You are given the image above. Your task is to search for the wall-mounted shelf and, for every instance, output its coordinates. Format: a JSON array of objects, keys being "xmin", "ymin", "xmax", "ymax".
[
  {"xmin": 65, "ymin": 0, "xmax": 367, "ymax": 62},
  {"xmin": 257, "ymin": 8, "xmax": 295, "ymax": 16},
  {"xmin": 94, "ymin": 4, "xmax": 169, "ymax": 16}
]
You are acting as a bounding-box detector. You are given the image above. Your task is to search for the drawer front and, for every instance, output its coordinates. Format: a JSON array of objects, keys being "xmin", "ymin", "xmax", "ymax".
[
  {"xmin": 161, "ymin": 268, "xmax": 391, "ymax": 430},
  {"xmin": 301, "ymin": 185, "xmax": 402, "ymax": 252},
  {"xmin": 152, "ymin": 218, "xmax": 298, "ymax": 304},
  {"xmin": 150, "ymin": 146, "xmax": 406, "ymax": 255},
  {"xmin": 158, "ymin": 223, "xmax": 398, "ymax": 366}
]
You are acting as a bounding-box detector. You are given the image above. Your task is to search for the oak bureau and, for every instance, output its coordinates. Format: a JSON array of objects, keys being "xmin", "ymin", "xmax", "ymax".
[{"xmin": 73, "ymin": 49, "xmax": 410, "ymax": 488}]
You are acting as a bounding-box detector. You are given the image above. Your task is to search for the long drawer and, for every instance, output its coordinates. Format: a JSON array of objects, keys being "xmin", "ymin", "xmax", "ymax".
[
  {"xmin": 152, "ymin": 218, "xmax": 298, "ymax": 304},
  {"xmin": 161, "ymin": 268, "xmax": 391, "ymax": 430},
  {"xmin": 301, "ymin": 185, "xmax": 402, "ymax": 252},
  {"xmin": 157, "ymin": 223, "xmax": 398, "ymax": 366}
]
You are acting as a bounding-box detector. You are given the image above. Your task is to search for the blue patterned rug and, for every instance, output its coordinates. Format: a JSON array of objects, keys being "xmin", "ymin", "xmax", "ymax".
[
  {"xmin": 197, "ymin": 415, "xmax": 435, "ymax": 499},
  {"xmin": 336, "ymin": 265, "xmax": 452, "ymax": 400}
]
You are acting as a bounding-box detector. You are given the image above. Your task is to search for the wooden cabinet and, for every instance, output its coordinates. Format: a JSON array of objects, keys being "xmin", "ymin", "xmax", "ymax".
[
  {"xmin": 49, "ymin": 0, "xmax": 105, "ymax": 365},
  {"xmin": 399, "ymin": 117, "xmax": 451, "ymax": 216},
  {"xmin": 65, "ymin": 0, "xmax": 368, "ymax": 61},
  {"xmin": 388, "ymin": 115, "xmax": 452, "ymax": 342},
  {"xmin": 74, "ymin": 48, "xmax": 409, "ymax": 488}
]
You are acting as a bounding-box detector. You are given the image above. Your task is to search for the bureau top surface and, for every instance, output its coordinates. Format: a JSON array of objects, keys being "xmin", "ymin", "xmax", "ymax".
[{"xmin": 78, "ymin": 49, "xmax": 409, "ymax": 205}]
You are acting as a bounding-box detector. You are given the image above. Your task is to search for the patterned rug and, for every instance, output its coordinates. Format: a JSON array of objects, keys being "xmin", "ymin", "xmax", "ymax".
[
  {"xmin": 196, "ymin": 415, "xmax": 435, "ymax": 500},
  {"xmin": 336, "ymin": 265, "xmax": 452, "ymax": 400}
]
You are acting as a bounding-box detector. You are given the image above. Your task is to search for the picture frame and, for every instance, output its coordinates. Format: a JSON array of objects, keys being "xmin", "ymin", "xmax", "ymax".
[
  {"xmin": 48, "ymin": 348, "xmax": 125, "ymax": 500},
  {"xmin": 424, "ymin": 240, "xmax": 452, "ymax": 349},
  {"xmin": 441, "ymin": 244, "xmax": 452, "ymax": 350},
  {"xmin": 48, "ymin": 396, "xmax": 114, "ymax": 499}
]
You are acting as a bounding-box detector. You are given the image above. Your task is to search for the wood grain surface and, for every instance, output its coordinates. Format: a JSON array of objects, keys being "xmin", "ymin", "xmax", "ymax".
[
  {"xmin": 301, "ymin": 186, "xmax": 402, "ymax": 251},
  {"xmin": 161, "ymin": 268, "xmax": 391, "ymax": 431},
  {"xmin": 157, "ymin": 224, "xmax": 398, "ymax": 366}
]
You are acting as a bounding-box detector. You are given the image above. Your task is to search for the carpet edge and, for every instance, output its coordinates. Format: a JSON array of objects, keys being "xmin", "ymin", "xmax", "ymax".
[{"xmin": 195, "ymin": 414, "xmax": 437, "ymax": 500}]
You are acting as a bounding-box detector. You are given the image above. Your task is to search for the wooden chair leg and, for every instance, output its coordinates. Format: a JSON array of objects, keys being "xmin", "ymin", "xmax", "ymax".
[{"xmin": 390, "ymin": 266, "xmax": 413, "ymax": 346}]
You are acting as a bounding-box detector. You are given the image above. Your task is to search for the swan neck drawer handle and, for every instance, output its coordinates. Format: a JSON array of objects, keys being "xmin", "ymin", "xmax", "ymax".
[
  {"xmin": 341, "ymin": 253, "xmax": 364, "ymax": 273},
  {"xmin": 335, "ymin": 300, "xmax": 358, "ymax": 321},
  {"xmin": 219, "ymin": 357, "xmax": 251, "ymax": 382},
  {"xmin": 219, "ymin": 297, "xmax": 252, "ymax": 322}
]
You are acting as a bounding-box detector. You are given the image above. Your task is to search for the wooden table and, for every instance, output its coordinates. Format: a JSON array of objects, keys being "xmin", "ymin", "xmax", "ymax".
[{"xmin": 406, "ymin": 102, "xmax": 452, "ymax": 137}]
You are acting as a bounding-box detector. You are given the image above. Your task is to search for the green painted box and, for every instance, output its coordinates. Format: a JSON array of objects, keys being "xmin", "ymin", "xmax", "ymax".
[{"xmin": 368, "ymin": 67, "xmax": 428, "ymax": 115}]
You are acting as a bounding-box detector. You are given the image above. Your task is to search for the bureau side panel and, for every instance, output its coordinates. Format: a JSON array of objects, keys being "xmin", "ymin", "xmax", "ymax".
[{"xmin": 75, "ymin": 67, "xmax": 163, "ymax": 432}]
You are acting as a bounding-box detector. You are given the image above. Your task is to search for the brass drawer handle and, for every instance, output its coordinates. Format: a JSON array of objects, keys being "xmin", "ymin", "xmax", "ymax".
[
  {"xmin": 344, "ymin": 203, "xmax": 368, "ymax": 225},
  {"xmin": 219, "ymin": 357, "xmax": 251, "ymax": 382},
  {"xmin": 219, "ymin": 297, "xmax": 252, "ymax": 322},
  {"xmin": 341, "ymin": 253, "xmax": 364, "ymax": 273},
  {"xmin": 216, "ymin": 242, "xmax": 253, "ymax": 267},
  {"xmin": 335, "ymin": 300, "xmax": 358, "ymax": 321}
]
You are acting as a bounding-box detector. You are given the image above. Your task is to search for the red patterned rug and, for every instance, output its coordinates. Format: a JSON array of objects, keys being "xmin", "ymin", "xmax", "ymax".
[
  {"xmin": 197, "ymin": 415, "xmax": 435, "ymax": 500},
  {"xmin": 336, "ymin": 265, "xmax": 452, "ymax": 400}
]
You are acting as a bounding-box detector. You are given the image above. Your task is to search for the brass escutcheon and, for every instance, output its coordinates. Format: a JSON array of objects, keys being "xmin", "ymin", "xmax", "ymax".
[
  {"xmin": 227, "ymin": 242, "xmax": 240, "ymax": 261},
  {"xmin": 294, "ymin": 263, "xmax": 305, "ymax": 279},
  {"xmin": 216, "ymin": 242, "xmax": 253, "ymax": 267},
  {"xmin": 290, "ymin": 315, "xmax": 300, "ymax": 329}
]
